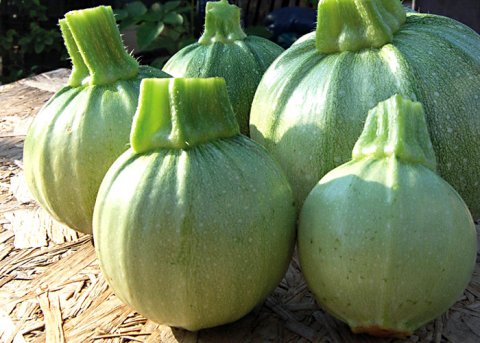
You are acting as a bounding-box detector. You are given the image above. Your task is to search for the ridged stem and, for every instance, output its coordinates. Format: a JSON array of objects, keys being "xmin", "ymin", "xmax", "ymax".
[
  {"xmin": 198, "ymin": 0, "xmax": 247, "ymax": 45},
  {"xmin": 352, "ymin": 94, "xmax": 437, "ymax": 171},
  {"xmin": 130, "ymin": 78, "xmax": 240, "ymax": 153},
  {"xmin": 64, "ymin": 6, "xmax": 139, "ymax": 86},
  {"xmin": 59, "ymin": 19, "xmax": 89, "ymax": 87},
  {"xmin": 316, "ymin": 0, "xmax": 406, "ymax": 53}
]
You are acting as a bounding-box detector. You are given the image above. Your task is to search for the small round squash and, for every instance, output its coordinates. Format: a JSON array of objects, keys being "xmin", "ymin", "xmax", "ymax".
[
  {"xmin": 23, "ymin": 6, "xmax": 169, "ymax": 234},
  {"xmin": 298, "ymin": 95, "xmax": 477, "ymax": 337}
]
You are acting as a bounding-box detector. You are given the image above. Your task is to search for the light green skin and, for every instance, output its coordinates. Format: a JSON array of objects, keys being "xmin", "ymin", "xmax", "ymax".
[
  {"xmin": 23, "ymin": 66, "xmax": 169, "ymax": 234},
  {"xmin": 163, "ymin": 37, "xmax": 284, "ymax": 134},
  {"xmin": 93, "ymin": 136, "xmax": 296, "ymax": 331},
  {"xmin": 298, "ymin": 157, "xmax": 477, "ymax": 335},
  {"xmin": 250, "ymin": 13, "xmax": 480, "ymax": 217}
]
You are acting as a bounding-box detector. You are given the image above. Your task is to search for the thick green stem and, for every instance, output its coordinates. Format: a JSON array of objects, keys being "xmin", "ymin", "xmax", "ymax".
[
  {"xmin": 352, "ymin": 94, "xmax": 437, "ymax": 171},
  {"xmin": 59, "ymin": 19, "xmax": 89, "ymax": 87},
  {"xmin": 198, "ymin": 0, "xmax": 247, "ymax": 45},
  {"xmin": 316, "ymin": 0, "xmax": 406, "ymax": 53},
  {"xmin": 131, "ymin": 78, "xmax": 240, "ymax": 153},
  {"xmin": 64, "ymin": 6, "xmax": 138, "ymax": 86}
]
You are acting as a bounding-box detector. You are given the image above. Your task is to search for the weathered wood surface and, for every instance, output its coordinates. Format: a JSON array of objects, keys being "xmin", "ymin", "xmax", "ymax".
[
  {"xmin": 236, "ymin": 0, "xmax": 317, "ymax": 26},
  {"xmin": 0, "ymin": 69, "xmax": 480, "ymax": 342}
]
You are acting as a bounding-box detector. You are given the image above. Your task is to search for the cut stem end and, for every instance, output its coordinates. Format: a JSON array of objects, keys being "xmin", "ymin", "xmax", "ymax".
[
  {"xmin": 198, "ymin": 0, "xmax": 247, "ymax": 45},
  {"xmin": 316, "ymin": 0, "xmax": 406, "ymax": 53},
  {"xmin": 63, "ymin": 6, "xmax": 139, "ymax": 86},
  {"xmin": 131, "ymin": 77, "xmax": 240, "ymax": 153},
  {"xmin": 352, "ymin": 94, "xmax": 437, "ymax": 170}
]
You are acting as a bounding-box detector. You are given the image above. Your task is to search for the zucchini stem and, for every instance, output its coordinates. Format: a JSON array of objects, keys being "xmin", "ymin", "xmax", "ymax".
[
  {"xmin": 316, "ymin": 0, "xmax": 406, "ymax": 53},
  {"xmin": 63, "ymin": 6, "xmax": 139, "ymax": 86},
  {"xmin": 59, "ymin": 19, "xmax": 90, "ymax": 87},
  {"xmin": 198, "ymin": 0, "xmax": 247, "ymax": 45},
  {"xmin": 131, "ymin": 78, "xmax": 240, "ymax": 153},
  {"xmin": 352, "ymin": 94, "xmax": 437, "ymax": 171}
]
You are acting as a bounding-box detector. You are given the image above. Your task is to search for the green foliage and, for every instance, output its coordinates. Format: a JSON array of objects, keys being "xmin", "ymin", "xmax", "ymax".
[
  {"xmin": 0, "ymin": 0, "xmax": 67, "ymax": 84},
  {"xmin": 114, "ymin": 1, "xmax": 196, "ymax": 68}
]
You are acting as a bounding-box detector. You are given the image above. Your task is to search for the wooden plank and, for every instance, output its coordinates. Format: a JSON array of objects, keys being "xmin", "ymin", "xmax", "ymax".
[
  {"xmin": 0, "ymin": 136, "xmax": 24, "ymax": 160},
  {"xmin": 18, "ymin": 69, "xmax": 70, "ymax": 94},
  {"xmin": 0, "ymin": 86, "xmax": 51, "ymax": 120},
  {"xmin": 0, "ymin": 69, "xmax": 68, "ymax": 121},
  {"xmin": 254, "ymin": 1, "xmax": 268, "ymax": 26}
]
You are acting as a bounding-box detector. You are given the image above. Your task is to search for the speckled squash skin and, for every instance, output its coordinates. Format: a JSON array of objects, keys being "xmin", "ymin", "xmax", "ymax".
[
  {"xmin": 250, "ymin": 12, "xmax": 480, "ymax": 216},
  {"xmin": 93, "ymin": 137, "xmax": 296, "ymax": 330},
  {"xmin": 299, "ymin": 158, "xmax": 477, "ymax": 336},
  {"xmin": 24, "ymin": 66, "xmax": 168, "ymax": 234},
  {"xmin": 163, "ymin": 0, "xmax": 283, "ymax": 134}
]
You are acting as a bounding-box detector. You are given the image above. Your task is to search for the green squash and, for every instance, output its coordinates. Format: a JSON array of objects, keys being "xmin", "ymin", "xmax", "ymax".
[
  {"xmin": 23, "ymin": 6, "xmax": 169, "ymax": 234},
  {"xmin": 298, "ymin": 95, "xmax": 477, "ymax": 337},
  {"xmin": 93, "ymin": 77, "xmax": 296, "ymax": 331},
  {"xmin": 163, "ymin": 0, "xmax": 284, "ymax": 134},
  {"xmin": 250, "ymin": 0, "xmax": 480, "ymax": 217}
]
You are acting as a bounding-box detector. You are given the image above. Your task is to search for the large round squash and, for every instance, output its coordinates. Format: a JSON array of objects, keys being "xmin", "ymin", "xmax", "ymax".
[
  {"xmin": 163, "ymin": 0, "xmax": 283, "ymax": 134},
  {"xmin": 250, "ymin": 0, "xmax": 480, "ymax": 217},
  {"xmin": 93, "ymin": 78, "xmax": 296, "ymax": 331},
  {"xmin": 23, "ymin": 6, "xmax": 169, "ymax": 234}
]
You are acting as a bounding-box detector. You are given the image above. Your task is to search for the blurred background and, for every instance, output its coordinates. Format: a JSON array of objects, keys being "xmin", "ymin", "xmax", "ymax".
[{"xmin": 0, "ymin": 0, "xmax": 479, "ymax": 85}]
